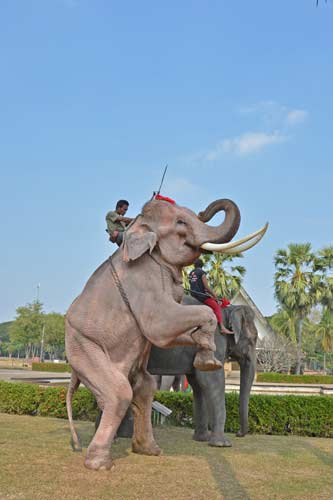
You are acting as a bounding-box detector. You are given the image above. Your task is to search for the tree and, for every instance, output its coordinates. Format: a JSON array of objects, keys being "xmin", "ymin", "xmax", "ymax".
[
  {"xmin": 257, "ymin": 334, "xmax": 297, "ymax": 373},
  {"xmin": 202, "ymin": 253, "xmax": 246, "ymax": 298},
  {"xmin": 9, "ymin": 301, "xmax": 44, "ymax": 359},
  {"xmin": 268, "ymin": 308, "xmax": 297, "ymax": 343},
  {"xmin": 314, "ymin": 307, "xmax": 333, "ymax": 372},
  {"xmin": 315, "ymin": 245, "xmax": 333, "ymax": 311},
  {"xmin": 274, "ymin": 243, "xmax": 319, "ymax": 374},
  {"xmin": 43, "ymin": 313, "xmax": 65, "ymax": 359}
]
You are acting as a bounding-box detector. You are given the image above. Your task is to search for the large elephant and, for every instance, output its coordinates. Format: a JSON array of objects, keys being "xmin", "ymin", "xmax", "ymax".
[
  {"xmin": 65, "ymin": 197, "xmax": 266, "ymax": 470},
  {"xmin": 148, "ymin": 298, "xmax": 258, "ymax": 446}
]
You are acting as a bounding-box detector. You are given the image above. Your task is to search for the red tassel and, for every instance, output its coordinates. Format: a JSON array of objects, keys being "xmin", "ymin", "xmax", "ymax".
[
  {"xmin": 220, "ymin": 298, "xmax": 231, "ymax": 308},
  {"xmin": 155, "ymin": 194, "xmax": 176, "ymax": 204}
]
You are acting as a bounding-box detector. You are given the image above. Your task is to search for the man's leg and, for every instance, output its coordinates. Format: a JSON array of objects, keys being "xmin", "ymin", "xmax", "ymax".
[
  {"xmin": 204, "ymin": 298, "xmax": 232, "ymax": 334},
  {"xmin": 116, "ymin": 232, "xmax": 124, "ymax": 246}
]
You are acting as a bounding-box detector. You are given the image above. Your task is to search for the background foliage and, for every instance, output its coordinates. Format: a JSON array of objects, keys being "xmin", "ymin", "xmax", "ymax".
[{"xmin": 1, "ymin": 381, "xmax": 333, "ymax": 438}]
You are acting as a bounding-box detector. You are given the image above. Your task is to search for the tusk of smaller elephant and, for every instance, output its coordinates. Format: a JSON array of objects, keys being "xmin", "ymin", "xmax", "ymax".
[{"xmin": 201, "ymin": 222, "xmax": 268, "ymax": 253}]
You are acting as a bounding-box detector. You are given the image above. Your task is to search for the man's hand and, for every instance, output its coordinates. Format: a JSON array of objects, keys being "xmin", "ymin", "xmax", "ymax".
[{"xmin": 118, "ymin": 216, "xmax": 133, "ymax": 224}]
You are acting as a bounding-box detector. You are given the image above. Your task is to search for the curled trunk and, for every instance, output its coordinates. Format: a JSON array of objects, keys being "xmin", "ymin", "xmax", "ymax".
[{"xmin": 198, "ymin": 199, "xmax": 241, "ymax": 244}]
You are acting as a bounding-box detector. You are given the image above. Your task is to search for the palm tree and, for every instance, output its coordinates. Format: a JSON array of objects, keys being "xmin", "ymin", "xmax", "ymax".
[
  {"xmin": 315, "ymin": 246, "xmax": 333, "ymax": 311},
  {"xmin": 315, "ymin": 307, "xmax": 333, "ymax": 372},
  {"xmin": 269, "ymin": 308, "xmax": 297, "ymax": 343},
  {"xmin": 202, "ymin": 253, "xmax": 246, "ymax": 298},
  {"xmin": 274, "ymin": 243, "xmax": 319, "ymax": 374}
]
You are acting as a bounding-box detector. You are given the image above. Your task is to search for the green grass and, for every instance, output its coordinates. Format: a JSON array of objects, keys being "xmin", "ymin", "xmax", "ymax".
[
  {"xmin": 257, "ymin": 373, "xmax": 333, "ymax": 384},
  {"xmin": 0, "ymin": 413, "xmax": 333, "ymax": 499}
]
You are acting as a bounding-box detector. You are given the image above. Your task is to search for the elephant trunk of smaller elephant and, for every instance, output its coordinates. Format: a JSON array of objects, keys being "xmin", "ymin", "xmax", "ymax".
[{"xmin": 237, "ymin": 356, "xmax": 256, "ymax": 437}]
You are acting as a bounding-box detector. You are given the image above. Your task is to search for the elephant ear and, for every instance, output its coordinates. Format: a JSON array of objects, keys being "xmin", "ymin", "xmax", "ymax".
[
  {"xmin": 122, "ymin": 230, "xmax": 157, "ymax": 262},
  {"xmin": 229, "ymin": 307, "xmax": 242, "ymax": 344}
]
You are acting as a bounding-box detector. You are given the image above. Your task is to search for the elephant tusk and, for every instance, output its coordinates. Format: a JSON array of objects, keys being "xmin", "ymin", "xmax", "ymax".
[
  {"xmin": 217, "ymin": 232, "xmax": 266, "ymax": 254},
  {"xmin": 201, "ymin": 222, "xmax": 268, "ymax": 253}
]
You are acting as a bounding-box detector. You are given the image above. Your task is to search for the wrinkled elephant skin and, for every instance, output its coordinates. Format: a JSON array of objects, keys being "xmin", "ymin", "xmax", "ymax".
[
  {"xmin": 148, "ymin": 297, "xmax": 258, "ymax": 446},
  {"xmin": 65, "ymin": 198, "xmax": 241, "ymax": 470}
]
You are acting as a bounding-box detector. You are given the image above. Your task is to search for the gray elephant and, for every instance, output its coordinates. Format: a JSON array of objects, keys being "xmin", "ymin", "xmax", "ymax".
[
  {"xmin": 66, "ymin": 197, "xmax": 266, "ymax": 470},
  {"xmin": 116, "ymin": 298, "xmax": 258, "ymax": 447},
  {"xmin": 149, "ymin": 297, "xmax": 258, "ymax": 446}
]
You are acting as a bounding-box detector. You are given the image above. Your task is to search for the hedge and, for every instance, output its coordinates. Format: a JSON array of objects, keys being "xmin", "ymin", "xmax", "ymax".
[
  {"xmin": 32, "ymin": 362, "xmax": 72, "ymax": 373},
  {"xmin": 0, "ymin": 381, "xmax": 97, "ymax": 421},
  {"xmin": 256, "ymin": 373, "xmax": 333, "ymax": 384},
  {"xmin": 1, "ymin": 381, "xmax": 333, "ymax": 437}
]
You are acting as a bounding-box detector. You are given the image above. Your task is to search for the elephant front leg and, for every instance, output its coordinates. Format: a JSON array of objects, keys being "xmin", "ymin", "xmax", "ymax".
[
  {"xmin": 187, "ymin": 374, "xmax": 210, "ymax": 442},
  {"xmin": 196, "ymin": 370, "xmax": 232, "ymax": 448},
  {"xmin": 131, "ymin": 370, "xmax": 162, "ymax": 456},
  {"xmin": 145, "ymin": 302, "xmax": 222, "ymax": 372}
]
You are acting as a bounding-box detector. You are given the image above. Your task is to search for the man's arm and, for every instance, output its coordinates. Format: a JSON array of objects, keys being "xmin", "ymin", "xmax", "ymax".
[
  {"xmin": 117, "ymin": 216, "xmax": 133, "ymax": 225},
  {"xmin": 202, "ymin": 274, "xmax": 218, "ymax": 300}
]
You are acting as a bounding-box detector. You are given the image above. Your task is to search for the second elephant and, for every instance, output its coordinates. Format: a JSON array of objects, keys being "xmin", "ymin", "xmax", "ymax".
[
  {"xmin": 115, "ymin": 297, "xmax": 258, "ymax": 447},
  {"xmin": 148, "ymin": 297, "xmax": 258, "ymax": 446}
]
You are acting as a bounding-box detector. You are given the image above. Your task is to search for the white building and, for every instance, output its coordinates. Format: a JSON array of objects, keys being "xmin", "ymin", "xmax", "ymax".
[{"xmin": 231, "ymin": 286, "xmax": 274, "ymax": 340}]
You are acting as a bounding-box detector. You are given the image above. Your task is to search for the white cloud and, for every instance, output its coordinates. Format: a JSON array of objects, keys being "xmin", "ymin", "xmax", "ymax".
[
  {"xmin": 206, "ymin": 131, "xmax": 287, "ymax": 159},
  {"xmin": 286, "ymin": 109, "xmax": 308, "ymax": 126},
  {"xmin": 239, "ymin": 101, "xmax": 309, "ymax": 130},
  {"xmin": 163, "ymin": 177, "xmax": 199, "ymax": 194}
]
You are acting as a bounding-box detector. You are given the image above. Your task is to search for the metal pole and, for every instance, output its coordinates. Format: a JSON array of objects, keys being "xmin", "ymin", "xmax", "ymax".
[{"xmin": 40, "ymin": 324, "xmax": 45, "ymax": 363}]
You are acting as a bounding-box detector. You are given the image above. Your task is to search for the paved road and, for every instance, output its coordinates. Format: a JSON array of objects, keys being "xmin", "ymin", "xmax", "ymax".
[{"xmin": 0, "ymin": 368, "xmax": 71, "ymax": 383}]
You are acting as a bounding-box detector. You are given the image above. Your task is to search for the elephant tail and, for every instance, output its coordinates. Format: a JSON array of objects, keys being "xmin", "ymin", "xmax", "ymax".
[{"xmin": 66, "ymin": 370, "xmax": 82, "ymax": 452}]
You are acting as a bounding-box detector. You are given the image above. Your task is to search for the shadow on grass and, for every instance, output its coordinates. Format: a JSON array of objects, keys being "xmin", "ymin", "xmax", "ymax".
[
  {"xmin": 151, "ymin": 427, "xmax": 250, "ymax": 500},
  {"xmin": 302, "ymin": 440, "xmax": 333, "ymax": 466}
]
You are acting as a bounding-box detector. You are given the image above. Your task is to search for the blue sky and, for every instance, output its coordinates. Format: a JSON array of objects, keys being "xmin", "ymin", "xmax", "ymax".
[{"xmin": 1, "ymin": 0, "xmax": 332, "ymax": 322}]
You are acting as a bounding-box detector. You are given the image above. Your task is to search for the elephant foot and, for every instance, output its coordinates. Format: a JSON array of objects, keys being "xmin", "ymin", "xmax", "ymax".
[
  {"xmin": 193, "ymin": 350, "xmax": 222, "ymax": 372},
  {"xmin": 193, "ymin": 432, "xmax": 210, "ymax": 442},
  {"xmin": 236, "ymin": 430, "xmax": 247, "ymax": 438},
  {"xmin": 132, "ymin": 440, "xmax": 162, "ymax": 456},
  {"xmin": 209, "ymin": 435, "xmax": 232, "ymax": 448},
  {"xmin": 85, "ymin": 447, "xmax": 114, "ymax": 471}
]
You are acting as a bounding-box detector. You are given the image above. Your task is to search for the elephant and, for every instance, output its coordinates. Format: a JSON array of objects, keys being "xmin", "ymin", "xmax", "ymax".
[
  {"xmin": 65, "ymin": 196, "xmax": 267, "ymax": 470},
  {"xmin": 149, "ymin": 298, "xmax": 258, "ymax": 446},
  {"xmin": 115, "ymin": 298, "xmax": 258, "ymax": 447}
]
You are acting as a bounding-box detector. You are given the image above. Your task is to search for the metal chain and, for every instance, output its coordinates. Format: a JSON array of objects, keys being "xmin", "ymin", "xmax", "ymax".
[{"xmin": 108, "ymin": 257, "xmax": 146, "ymax": 336}]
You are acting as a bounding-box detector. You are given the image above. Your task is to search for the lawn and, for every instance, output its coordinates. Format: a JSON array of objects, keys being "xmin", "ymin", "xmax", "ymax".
[{"xmin": 0, "ymin": 413, "xmax": 332, "ymax": 500}]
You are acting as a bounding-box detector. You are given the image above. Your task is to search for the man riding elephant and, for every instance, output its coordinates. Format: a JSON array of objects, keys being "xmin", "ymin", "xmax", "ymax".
[{"xmin": 66, "ymin": 195, "xmax": 267, "ymax": 470}]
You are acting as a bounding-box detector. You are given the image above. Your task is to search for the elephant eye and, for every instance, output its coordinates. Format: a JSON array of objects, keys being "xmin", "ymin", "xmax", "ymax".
[{"xmin": 177, "ymin": 219, "xmax": 187, "ymax": 226}]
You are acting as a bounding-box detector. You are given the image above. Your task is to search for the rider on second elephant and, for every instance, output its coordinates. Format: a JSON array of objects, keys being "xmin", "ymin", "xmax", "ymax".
[{"xmin": 189, "ymin": 258, "xmax": 232, "ymax": 335}]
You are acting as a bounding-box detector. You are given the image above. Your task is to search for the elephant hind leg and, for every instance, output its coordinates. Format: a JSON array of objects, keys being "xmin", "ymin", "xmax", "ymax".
[
  {"xmin": 68, "ymin": 337, "xmax": 133, "ymax": 471},
  {"xmin": 131, "ymin": 370, "xmax": 161, "ymax": 456},
  {"xmin": 66, "ymin": 370, "xmax": 81, "ymax": 452}
]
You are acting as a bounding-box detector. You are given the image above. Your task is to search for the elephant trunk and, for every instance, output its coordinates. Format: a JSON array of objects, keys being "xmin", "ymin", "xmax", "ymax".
[
  {"xmin": 197, "ymin": 199, "xmax": 241, "ymax": 244},
  {"xmin": 197, "ymin": 199, "xmax": 268, "ymax": 255}
]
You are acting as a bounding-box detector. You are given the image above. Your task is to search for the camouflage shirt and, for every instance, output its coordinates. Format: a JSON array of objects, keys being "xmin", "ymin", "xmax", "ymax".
[{"xmin": 105, "ymin": 210, "xmax": 126, "ymax": 234}]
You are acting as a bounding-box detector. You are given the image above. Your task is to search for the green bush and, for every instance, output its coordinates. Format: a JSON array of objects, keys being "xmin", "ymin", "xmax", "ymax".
[
  {"xmin": 154, "ymin": 391, "xmax": 193, "ymax": 427},
  {"xmin": 1, "ymin": 381, "xmax": 333, "ymax": 437},
  {"xmin": 0, "ymin": 381, "xmax": 98, "ymax": 422},
  {"xmin": 0, "ymin": 381, "xmax": 42, "ymax": 415},
  {"xmin": 32, "ymin": 362, "xmax": 72, "ymax": 373},
  {"xmin": 154, "ymin": 390, "xmax": 333, "ymax": 438},
  {"xmin": 257, "ymin": 373, "xmax": 333, "ymax": 384}
]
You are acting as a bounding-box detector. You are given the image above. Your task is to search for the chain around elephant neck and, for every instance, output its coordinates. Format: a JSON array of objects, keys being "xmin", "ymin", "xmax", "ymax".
[
  {"xmin": 149, "ymin": 253, "xmax": 183, "ymax": 290},
  {"xmin": 108, "ymin": 257, "xmax": 146, "ymax": 336}
]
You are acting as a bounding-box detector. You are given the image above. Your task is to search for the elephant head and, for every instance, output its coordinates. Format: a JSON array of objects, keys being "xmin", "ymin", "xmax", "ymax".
[
  {"xmin": 225, "ymin": 305, "xmax": 258, "ymax": 347},
  {"xmin": 122, "ymin": 198, "xmax": 267, "ymax": 267}
]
